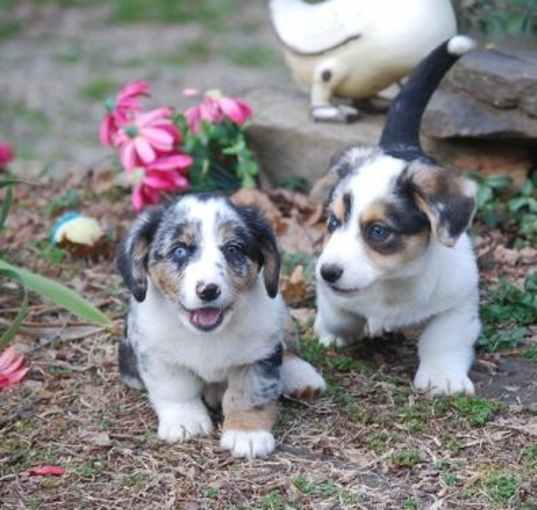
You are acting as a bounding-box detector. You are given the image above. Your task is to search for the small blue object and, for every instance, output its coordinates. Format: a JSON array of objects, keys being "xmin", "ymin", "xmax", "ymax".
[{"xmin": 50, "ymin": 211, "xmax": 103, "ymax": 246}]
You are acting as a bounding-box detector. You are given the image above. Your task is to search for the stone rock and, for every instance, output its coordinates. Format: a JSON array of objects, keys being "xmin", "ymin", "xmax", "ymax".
[
  {"xmin": 244, "ymin": 87, "xmax": 384, "ymax": 184},
  {"xmin": 423, "ymin": 49, "xmax": 537, "ymax": 141},
  {"xmin": 245, "ymin": 86, "xmax": 532, "ymax": 189}
]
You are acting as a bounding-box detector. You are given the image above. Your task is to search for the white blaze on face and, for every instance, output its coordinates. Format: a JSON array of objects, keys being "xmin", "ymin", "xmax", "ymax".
[
  {"xmin": 317, "ymin": 154, "xmax": 407, "ymax": 291},
  {"xmin": 177, "ymin": 197, "xmax": 231, "ymax": 310}
]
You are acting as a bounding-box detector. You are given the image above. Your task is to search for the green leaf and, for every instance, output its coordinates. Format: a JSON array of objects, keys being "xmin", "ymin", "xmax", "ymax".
[
  {"xmin": 509, "ymin": 196, "xmax": 530, "ymax": 212},
  {"xmin": 0, "ymin": 185, "xmax": 13, "ymax": 230},
  {"xmin": 0, "ymin": 268, "xmax": 29, "ymax": 349},
  {"xmin": 485, "ymin": 175, "xmax": 512, "ymax": 190},
  {"xmin": 0, "ymin": 259, "xmax": 112, "ymax": 327},
  {"xmin": 476, "ymin": 186, "xmax": 493, "ymax": 209}
]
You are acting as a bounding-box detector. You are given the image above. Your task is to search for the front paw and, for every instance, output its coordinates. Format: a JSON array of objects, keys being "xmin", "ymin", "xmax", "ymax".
[
  {"xmin": 311, "ymin": 105, "xmax": 360, "ymax": 123},
  {"xmin": 220, "ymin": 430, "xmax": 275, "ymax": 459},
  {"xmin": 414, "ymin": 367, "xmax": 475, "ymax": 396},
  {"xmin": 157, "ymin": 401, "xmax": 214, "ymax": 443},
  {"xmin": 317, "ymin": 333, "xmax": 350, "ymax": 348}
]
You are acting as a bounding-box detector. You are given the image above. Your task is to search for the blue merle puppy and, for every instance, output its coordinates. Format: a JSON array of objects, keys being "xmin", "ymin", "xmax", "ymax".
[{"xmin": 117, "ymin": 193, "xmax": 326, "ymax": 458}]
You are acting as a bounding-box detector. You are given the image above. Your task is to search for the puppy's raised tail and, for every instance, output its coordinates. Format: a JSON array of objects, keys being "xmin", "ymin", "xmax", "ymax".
[{"xmin": 281, "ymin": 352, "xmax": 327, "ymax": 400}]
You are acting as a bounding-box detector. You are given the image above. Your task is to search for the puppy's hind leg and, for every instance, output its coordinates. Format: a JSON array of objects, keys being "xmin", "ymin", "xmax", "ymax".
[
  {"xmin": 281, "ymin": 352, "xmax": 326, "ymax": 400},
  {"xmin": 118, "ymin": 339, "xmax": 144, "ymax": 390}
]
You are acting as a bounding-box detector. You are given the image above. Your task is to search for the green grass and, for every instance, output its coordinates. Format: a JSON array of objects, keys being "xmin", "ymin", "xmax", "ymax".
[
  {"xmin": 479, "ymin": 272, "xmax": 537, "ymax": 352},
  {"xmin": 483, "ymin": 471, "xmax": 519, "ymax": 505},
  {"xmin": 226, "ymin": 46, "xmax": 278, "ymax": 68},
  {"xmin": 110, "ymin": 0, "xmax": 237, "ymax": 28},
  {"xmin": 391, "ymin": 449, "xmax": 423, "ymax": 469},
  {"xmin": 451, "ymin": 396, "xmax": 500, "ymax": 427},
  {"xmin": 80, "ymin": 78, "xmax": 118, "ymax": 101},
  {"xmin": 523, "ymin": 344, "xmax": 537, "ymax": 362},
  {"xmin": 155, "ymin": 39, "xmax": 211, "ymax": 66}
]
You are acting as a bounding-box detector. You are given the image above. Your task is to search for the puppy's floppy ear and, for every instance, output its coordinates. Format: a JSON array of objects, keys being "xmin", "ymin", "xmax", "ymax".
[
  {"xmin": 236, "ymin": 206, "xmax": 281, "ymax": 298},
  {"xmin": 116, "ymin": 206, "xmax": 165, "ymax": 302},
  {"xmin": 401, "ymin": 160, "xmax": 477, "ymax": 247}
]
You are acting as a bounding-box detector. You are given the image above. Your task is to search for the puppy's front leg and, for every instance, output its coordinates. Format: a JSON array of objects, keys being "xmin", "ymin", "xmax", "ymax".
[
  {"xmin": 414, "ymin": 301, "xmax": 480, "ymax": 396},
  {"xmin": 142, "ymin": 360, "xmax": 213, "ymax": 443},
  {"xmin": 220, "ymin": 351, "xmax": 283, "ymax": 458}
]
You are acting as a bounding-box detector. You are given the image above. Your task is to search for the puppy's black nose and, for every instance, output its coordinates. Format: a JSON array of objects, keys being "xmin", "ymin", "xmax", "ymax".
[
  {"xmin": 320, "ymin": 264, "xmax": 343, "ymax": 284},
  {"xmin": 196, "ymin": 283, "xmax": 221, "ymax": 302}
]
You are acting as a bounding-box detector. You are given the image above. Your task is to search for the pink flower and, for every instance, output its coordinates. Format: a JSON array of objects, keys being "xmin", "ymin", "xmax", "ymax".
[
  {"xmin": 99, "ymin": 80, "xmax": 150, "ymax": 146},
  {"xmin": 26, "ymin": 466, "xmax": 65, "ymax": 477},
  {"xmin": 0, "ymin": 142, "xmax": 14, "ymax": 167},
  {"xmin": 0, "ymin": 346, "xmax": 29, "ymax": 390},
  {"xmin": 130, "ymin": 154, "xmax": 192, "ymax": 211},
  {"xmin": 115, "ymin": 108, "xmax": 181, "ymax": 170},
  {"xmin": 185, "ymin": 91, "xmax": 252, "ymax": 133}
]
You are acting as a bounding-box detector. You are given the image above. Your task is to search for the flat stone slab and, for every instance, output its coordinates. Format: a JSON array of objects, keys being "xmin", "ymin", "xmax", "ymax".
[
  {"xmin": 424, "ymin": 48, "xmax": 537, "ymax": 141},
  {"xmin": 244, "ymin": 87, "xmax": 384, "ymax": 183}
]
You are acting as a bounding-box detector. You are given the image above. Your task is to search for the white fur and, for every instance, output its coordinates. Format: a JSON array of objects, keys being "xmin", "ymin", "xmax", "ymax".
[
  {"xmin": 124, "ymin": 196, "xmax": 326, "ymax": 457},
  {"xmin": 281, "ymin": 356, "xmax": 327, "ymax": 397},
  {"xmin": 315, "ymin": 153, "xmax": 480, "ymax": 396},
  {"xmin": 447, "ymin": 35, "xmax": 476, "ymax": 56},
  {"xmin": 220, "ymin": 430, "xmax": 276, "ymax": 459}
]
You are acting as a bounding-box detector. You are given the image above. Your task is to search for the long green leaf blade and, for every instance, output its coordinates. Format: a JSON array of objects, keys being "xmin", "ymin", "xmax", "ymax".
[
  {"xmin": 0, "ymin": 259, "xmax": 112, "ymax": 327},
  {"xmin": 0, "ymin": 185, "xmax": 13, "ymax": 230},
  {"xmin": 0, "ymin": 269, "xmax": 29, "ymax": 349}
]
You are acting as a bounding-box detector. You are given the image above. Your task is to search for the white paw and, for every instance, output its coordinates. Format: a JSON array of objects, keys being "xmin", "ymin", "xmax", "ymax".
[
  {"xmin": 311, "ymin": 105, "xmax": 360, "ymax": 123},
  {"xmin": 157, "ymin": 401, "xmax": 214, "ymax": 443},
  {"xmin": 281, "ymin": 356, "xmax": 326, "ymax": 399},
  {"xmin": 220, "ymin": 430, "xmax": 275, "ymax": 459},
  {"xmin": 318, "ymin": 334, "xmax": 349, "ymax": 348},
  {"xmin": 414, "ymin": 367, "xmax": 475, "ymax": 396}
]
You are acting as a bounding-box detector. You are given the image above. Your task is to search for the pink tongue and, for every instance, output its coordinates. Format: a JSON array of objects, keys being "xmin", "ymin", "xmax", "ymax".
[{"xmin": 191, "ymin": 308, "xmax": 222, "ymax": 328}]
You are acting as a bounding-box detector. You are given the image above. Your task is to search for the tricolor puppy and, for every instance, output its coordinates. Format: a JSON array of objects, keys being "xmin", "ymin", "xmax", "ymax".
[
  {"xmin": 315, "ymin": 36, "xmax": 481, "ymax": 396},
  {"xmin": 117, "ymin": 193, "xmax": 325, "ymax": 458}
]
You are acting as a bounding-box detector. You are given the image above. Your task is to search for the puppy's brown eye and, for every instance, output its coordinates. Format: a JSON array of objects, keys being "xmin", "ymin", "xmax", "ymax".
[
  {"xmin": 367, "ymin": 224, "xmax": 391, "ymax": 243},
  {"xmin": 223, "ymin": 243, "xmax": 245, "ymax": 257},
  {"xmin": 327, "ymin": 214, "xmax": 341, "ymax": 233}
]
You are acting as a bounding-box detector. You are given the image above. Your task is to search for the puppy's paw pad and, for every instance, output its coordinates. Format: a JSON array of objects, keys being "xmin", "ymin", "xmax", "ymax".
[
  {"xmin": 414, "ymin": 369, "xmax": 475, "ymax": 397},
  {"xmin": 157, "ymin": 405, "xmax": 214, "ymax": 443},
  {"xmin": 220, "ymin": 430, "xmax": 275, "ymax": 459}
]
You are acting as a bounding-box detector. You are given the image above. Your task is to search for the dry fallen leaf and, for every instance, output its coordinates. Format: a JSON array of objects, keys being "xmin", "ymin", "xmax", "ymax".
[{"xmin": 26, "ymin": 465, "xmax": 65, "ymax": 477}]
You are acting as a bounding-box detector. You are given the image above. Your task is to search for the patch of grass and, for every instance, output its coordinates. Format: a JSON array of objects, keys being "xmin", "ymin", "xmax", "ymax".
[
  {"xmin": 479, "ymin": 273, "xmax": 537, "ymax": 352},
  {"xmin": 483, "ymin": 470, "xmax": 519, "ymax": 505},
  {"xmin": 258, "ymin": 491, "xmax": 298, "ymax": 510},
  {"xmin": 47, "ymin": 189, "xmax": 81, "ymax": 216},
  {"xmin": 523, "ymin": 344, "xmax": 537, "ymax": 363},
  {"xmin": 281, "ymin": 252, "xmax": 315, "ymax": 277},
  {"xmin": 110, "ymin": 0, "xmax": 237, "ymax": 28},
  {"xmin": 226, "ymin": 46, "xmax": 278, "ymax": 67},
  {"xmin": 521, "ymin": 445, "xmax": 537, "ymax": 467},
  {"xmin": 471, "ymin": 172, "xmax": 537, "ymax": 247},
  {"xmin": 451, "ymin": 396, "xmax": 500, "ymax": 427},
  {"xmin": 80, "ymin": 78, "xmax": 118, "ymax": 101},
  {"xmin": 34, "ymin": 242, "xmax": 66, "ymax": 265},
  {"xmin": 204, "ymin": 487, "xmax": 219, "ymax": 499},
  {"xmin": 155, "ymin": 39, "xmax": 212, "ymax": 66},
  {"xmin": 293, "ymin": 476, "xmax": 339, "ymax": 498},
  {"xmin": 403, "ymin": 498, "xmax": 418, "ymax": 510},
  {"xmin": 391, "ymin": 449, "xmax": 422, "ymax": 469},
  {"xmin": 54, "ymin": 44, "xmax": 83, "ymax": 64}
]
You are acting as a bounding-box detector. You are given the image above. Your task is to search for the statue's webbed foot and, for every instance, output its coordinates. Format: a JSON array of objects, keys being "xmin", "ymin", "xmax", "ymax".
[{"xmin": 311, "ymin": 104, "xmax": 360, "ymax": 123}]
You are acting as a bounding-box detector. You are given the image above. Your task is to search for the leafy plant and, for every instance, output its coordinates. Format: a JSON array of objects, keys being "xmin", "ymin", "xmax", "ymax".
[
  {"xmin": 455, "ymin": 0, "xmax": 537, "ymax": 42},
  {"xmin": 470, "ymin": 172, "xmax": 537, "ymax": 247},
  {"xmin": 0, "ymin": 175, "xmax": 111, "ymax": 348},
  {"xmin": 479, "ymin": 273, "xmax": 537, "ymax": 352}
]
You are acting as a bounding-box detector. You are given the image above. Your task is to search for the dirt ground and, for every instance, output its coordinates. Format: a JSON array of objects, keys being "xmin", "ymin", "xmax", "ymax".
[
  {"xmin": 1, "ymin": 2, "xmax": 537, "ymax": 509},
  {"xmin": 1, "ymin": 171, "xmax": 537, "ymax": 510}
]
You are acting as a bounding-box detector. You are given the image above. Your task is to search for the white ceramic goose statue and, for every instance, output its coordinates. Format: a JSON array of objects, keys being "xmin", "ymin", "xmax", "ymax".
[{"xmin": 270, "ymin": 0, "xmax": 457, "ymax": 123}]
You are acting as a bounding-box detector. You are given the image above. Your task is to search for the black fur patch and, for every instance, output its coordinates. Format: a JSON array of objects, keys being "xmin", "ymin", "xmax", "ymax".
[
  {"xmin": 253, "ymin": 343, "xmax": 283, "ymax": 404},
  {"xmin": 233, "ymin": 205, "xmax": 281, "ymax": 298},
  {"xmin": 118, "ymin": 338, "xmax": 143, "ymax": 387}
]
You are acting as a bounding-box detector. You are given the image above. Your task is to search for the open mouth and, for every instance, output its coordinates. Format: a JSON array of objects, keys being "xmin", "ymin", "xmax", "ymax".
[{"xmin": 188, "ymin": 307, "xmax": 225, "ymax": 332}]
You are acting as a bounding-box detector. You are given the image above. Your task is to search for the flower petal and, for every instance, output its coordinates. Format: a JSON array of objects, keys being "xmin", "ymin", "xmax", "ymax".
[
  {"xmin": 132, "ymin": 184, "xmax": 145, "ymax": 212},
  {"xmin": 117, "ymin": 80, "xmax": 150, "ymax": 102},
  {"xmin": 136, "ymin": 107, "xmax": 173, "ymax": 128},
  {"xmin": 120, "ymin": 141, "xmax": 138, "ymax": 170},
  {"xmin": 1, "ymin": 353, "xmax": 24, "ymax": 376},
  {"xmin": 134, "ymin": 137, "xmax": 156, "ymax": 164},
  {"xmin": 0, "ymin": 346, "xmax": 17, "ymax": 371},
  {"xmin": 26, "ymin": 466, "xmax": 65, "ymax": 477},
  {"xmin": 140, "ymin": 127, "xmax": 174, "ymax": 151},
  {"xmin": 148, "ymin": 154, "xmax": 193, "ymax": 171}
]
